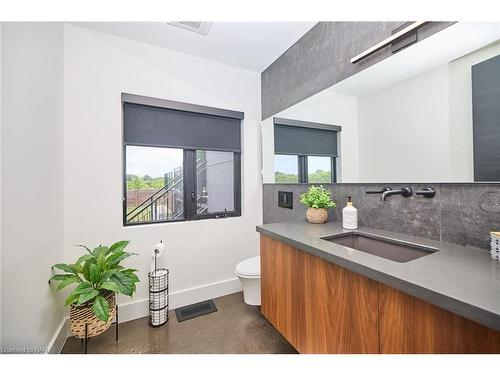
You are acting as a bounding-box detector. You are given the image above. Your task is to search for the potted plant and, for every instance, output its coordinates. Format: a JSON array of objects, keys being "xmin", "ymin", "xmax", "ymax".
[
  {"xmin": 49, "ymin": 240, "xmax": 139, "ymax": 339},
  {"xmin": 300, "ymin": 185, "xmax": 336, "ymax": 224}
]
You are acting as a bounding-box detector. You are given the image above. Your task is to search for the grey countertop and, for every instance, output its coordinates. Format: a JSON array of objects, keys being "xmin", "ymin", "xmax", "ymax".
[{"xmin": 256, "ymin": 221, "xmax": 500, "ymax": 332}]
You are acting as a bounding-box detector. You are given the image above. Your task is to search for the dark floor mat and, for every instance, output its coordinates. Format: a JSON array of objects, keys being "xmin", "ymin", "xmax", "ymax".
[{"xmin": 175, "ymin": 300, "xmax": 218, "ymax": 322}]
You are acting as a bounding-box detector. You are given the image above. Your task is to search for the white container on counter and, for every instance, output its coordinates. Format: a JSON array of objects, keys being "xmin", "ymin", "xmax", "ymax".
[{"xmin": 490, "ymin": 231, "xmax": 500, "ymax": 261}]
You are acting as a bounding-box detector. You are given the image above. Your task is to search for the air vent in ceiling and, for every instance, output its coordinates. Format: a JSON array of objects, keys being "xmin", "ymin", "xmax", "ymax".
[{"xmin": 168, "ymin": 22, "xmax": 213, "ymax": 36}]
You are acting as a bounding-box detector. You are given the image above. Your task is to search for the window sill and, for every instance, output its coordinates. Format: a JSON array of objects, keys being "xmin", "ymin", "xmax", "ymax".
[{"xmin": 123, "ymin": 214, "xmax": 242, "ymax": 228}]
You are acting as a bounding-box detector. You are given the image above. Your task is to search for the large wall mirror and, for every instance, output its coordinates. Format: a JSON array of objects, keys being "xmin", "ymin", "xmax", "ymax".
[{"xmin": 262, "ymin": 22, "xmax": 500, "ymax": 183}]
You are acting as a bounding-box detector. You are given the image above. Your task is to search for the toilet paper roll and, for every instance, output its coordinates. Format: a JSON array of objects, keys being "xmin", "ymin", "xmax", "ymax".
[
  {"xmin": 152, "ymin": 240, "xmax": 166, "ymax": 257},
  {"xmin": 151, "ymin": 240, "xmax": 166, "ymax": 272}
]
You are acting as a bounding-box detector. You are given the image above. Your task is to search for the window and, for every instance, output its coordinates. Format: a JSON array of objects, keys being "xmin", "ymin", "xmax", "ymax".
[
  {"xmin": 273, "ymin": 118, "xmax": 340, "ymax": 183},
  {"xmin": 274, "ymin": 154, "xmax": 299, "ymax": 183},
  {"xmin": 196, "ymin": 150, "xmax": 236, "ymax": 215},
  {"xmin": 126, "ymin": 146, "xmax": 184, "ymax": 222},
  {"xmin": 274, "ymin": 154, "xmax": 336, "ymax": 183},
  {"xmin": 123, "ymin": 94, "xmax": 243, "ymax": 225},
  {"xmin": 308, "ymin": 156, "xmax": 333, "ymax": 183}
]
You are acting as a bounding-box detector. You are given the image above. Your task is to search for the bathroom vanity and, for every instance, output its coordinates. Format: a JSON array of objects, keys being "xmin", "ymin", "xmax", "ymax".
[
  {"xmin": 257, "ymin": 222, "xmax": 500, "ymax": 354},
  {"xmin": 258, "ymin": 21, "xmax": 500, "ymax": 354}
]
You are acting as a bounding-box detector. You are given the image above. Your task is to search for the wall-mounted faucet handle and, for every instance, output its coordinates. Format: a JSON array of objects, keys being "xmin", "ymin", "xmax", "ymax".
[
  {"xmin": 415, "ymin": 187, "xmax": 436, "ymax": 198},
  {"xmin": 366, "ymin": 187, "xmax": 392, "ymax": 194},
  {"xmin": 399, "ymin": 187, "xmax": 413, "ymax": 197},
  {"xmin": 381, "ymin": 187, "xmax": 413, "ymax": 201}
]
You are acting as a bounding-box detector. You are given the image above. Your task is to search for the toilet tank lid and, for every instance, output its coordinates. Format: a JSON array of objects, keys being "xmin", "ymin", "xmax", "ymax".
[{"xmin": 236, "ymin": 256, "xmax": 260, "ymax": 276}]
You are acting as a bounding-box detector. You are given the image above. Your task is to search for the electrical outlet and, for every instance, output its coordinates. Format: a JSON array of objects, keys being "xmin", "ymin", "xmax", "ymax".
[{"xmin": 278, "ymin": 191, "xmax": 293, "ymax": 209}]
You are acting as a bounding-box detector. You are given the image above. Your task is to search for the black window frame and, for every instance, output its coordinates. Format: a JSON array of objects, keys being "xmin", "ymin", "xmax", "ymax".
[
  {"xmin": 122, "ymin": 94, "xmax": 243, "ymax": 227},
  {"xmin": 273, "ymin": 117, "xmax": 340, "ymax": 184},
  {"xmin": 274, "ymin": 153, "xmax": 337, "ymax": 184},
  {"xmin": 184, "ymin": 149, "xmax": 241, "ymax": 222}
]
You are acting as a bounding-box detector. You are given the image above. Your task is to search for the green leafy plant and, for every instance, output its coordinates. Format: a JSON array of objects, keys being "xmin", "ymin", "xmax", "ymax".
[
  {"xmin": 49, "ymin": 241, "xmax": 139, "ymax": 322},
  {"xmin": 300, "ymin": 185, "xmax": 336, "ymax": 209}
]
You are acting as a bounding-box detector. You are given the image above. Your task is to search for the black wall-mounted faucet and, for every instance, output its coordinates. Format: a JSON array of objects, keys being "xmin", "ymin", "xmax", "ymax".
[
  {"xmin": 367, "ymin": 186, "xmax": 436, "ymax": 201},
  {"xmin": 366, "ymin": 187, "xmax": 392, "ymax": 195},
  {"xmin": 381, "ymin": 187, "xmax": 413, "ymax": 201}
]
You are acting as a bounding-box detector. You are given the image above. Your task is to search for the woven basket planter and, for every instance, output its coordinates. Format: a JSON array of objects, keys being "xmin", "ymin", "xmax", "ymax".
[
  {"xmin": 69, "ymin": 291, "xmax": 116, "ymax": 339},
  {"xmin": 306, "ymin": 207, "xmax": 328, "ymax": 224}
]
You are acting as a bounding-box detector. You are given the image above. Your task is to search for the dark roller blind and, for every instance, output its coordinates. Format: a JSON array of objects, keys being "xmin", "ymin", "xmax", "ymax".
[
  {"xmin": 274, "ymin": 124, "xmax": 338, "ymax": 156},
  {"xmin": 124, "ymin": 102, "xmax": 241, "ymax": 152},
  {"xmin": 472, "ymin": 54, "xmax": 500, "ymax": 181}
]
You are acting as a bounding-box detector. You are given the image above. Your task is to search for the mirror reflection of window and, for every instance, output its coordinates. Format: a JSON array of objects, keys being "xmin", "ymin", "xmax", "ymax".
[
  {"xmin": 307, "ymin": 156, "xmax": 332, "ymax": 183},
  {"xmin": 274, "ymin": 155, "xmax": 299, "ymax": 183}
]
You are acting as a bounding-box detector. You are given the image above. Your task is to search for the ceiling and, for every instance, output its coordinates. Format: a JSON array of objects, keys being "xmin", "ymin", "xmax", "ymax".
[{"xmin": 72, "ymin": 22, "xmax": 317, "ymax": 72}]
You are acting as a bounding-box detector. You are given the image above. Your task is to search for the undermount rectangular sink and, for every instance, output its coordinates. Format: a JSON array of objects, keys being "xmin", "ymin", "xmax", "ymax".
[{"xmin": 322, "ymin": 232, "xmax": 438, "ymax": 263}]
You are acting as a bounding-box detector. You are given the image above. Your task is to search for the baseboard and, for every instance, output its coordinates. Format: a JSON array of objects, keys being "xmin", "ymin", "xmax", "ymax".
[
  {"xmin": 117, "ymin": 276, "xmax": 242, "ymax": 323},
  {"xmin": 47, "ymin": 317, "xmax": 69, "ymax": 354},
  {"xmin": 172, "ymin": 276, "xmax": 242, "ymax": 309},
  {"xmin": 47, "ymin": 276, "xmax": 242, "ymax": 353}
]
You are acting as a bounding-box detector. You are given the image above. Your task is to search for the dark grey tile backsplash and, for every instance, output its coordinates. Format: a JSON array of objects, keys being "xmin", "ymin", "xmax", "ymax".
[{"xmin": 262, "ymin": 183, "xmax": 500, "ymax": 250}]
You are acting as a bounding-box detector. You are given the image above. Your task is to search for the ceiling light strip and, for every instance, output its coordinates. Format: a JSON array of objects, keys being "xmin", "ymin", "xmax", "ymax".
[{"xmin": 350, "ymin": 21, "xmax": 429, "ymax": 64}]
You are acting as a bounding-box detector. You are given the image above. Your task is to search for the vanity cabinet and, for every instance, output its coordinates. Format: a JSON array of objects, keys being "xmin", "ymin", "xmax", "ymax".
[
  {"xmin": 260, "ymin": 234, "xmax": 500, "ymax": 354},
  {"xmin": 379, "ymin": 285, "xmax": 500, "ymax": 354},
  {"xmin": 260, "ymin": 235, "xmax": 379, "ymax": 353},
  {"xmin": 300, "ymin": 246, "xmax": 379, "ymax": 353},
  {"xmin": 260, "ymin": 236, "xmax": 301, "ymax": 349}
]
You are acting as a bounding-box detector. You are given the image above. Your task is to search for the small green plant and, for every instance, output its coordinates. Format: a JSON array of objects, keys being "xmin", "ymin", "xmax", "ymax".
[
  {"xmin": 49, "ymin": 241, "xmax": 139, "ymax": 322},
  {"xmin": 300, "ymin": 185, "xmax": 336, "ymax": 209}
]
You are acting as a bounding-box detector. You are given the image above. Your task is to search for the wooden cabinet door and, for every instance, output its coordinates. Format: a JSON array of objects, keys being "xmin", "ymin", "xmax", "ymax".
[
  {"xmin": 379, "ymin": 284, "xmax": 500, "ymax": 353},
  {"xmin": 300, "ymin": 250, "xmax": 379, "ymax": 353},
  {"xmin": 260, "ymin": 235, "xmax": 301, "ymax": 350},
  {"xmin": 261, "ymin": 235, "xmax": 500, "ymax": 354}
]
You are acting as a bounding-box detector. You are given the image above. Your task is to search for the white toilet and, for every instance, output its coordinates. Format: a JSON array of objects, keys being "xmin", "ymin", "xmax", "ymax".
[{"xmin": 235, "ymin": 256, "xmax": 261, "ymax": 305}]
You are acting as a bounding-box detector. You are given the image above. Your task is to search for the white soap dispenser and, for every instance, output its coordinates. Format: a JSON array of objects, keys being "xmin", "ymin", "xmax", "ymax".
[{"xmin": 342, "ymin": 196, "xmax": 358, "ymax": 230}]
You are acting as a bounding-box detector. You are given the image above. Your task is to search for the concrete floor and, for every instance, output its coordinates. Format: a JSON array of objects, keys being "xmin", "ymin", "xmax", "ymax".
[{"xmin": 61, "ymin": 292, "xmax": 298, "ymax": 354}]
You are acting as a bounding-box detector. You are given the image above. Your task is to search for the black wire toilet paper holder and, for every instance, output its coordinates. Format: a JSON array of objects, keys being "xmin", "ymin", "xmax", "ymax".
[{"xmin": 148, "ymin": 249, "xmax": 169, "ymax": 327}]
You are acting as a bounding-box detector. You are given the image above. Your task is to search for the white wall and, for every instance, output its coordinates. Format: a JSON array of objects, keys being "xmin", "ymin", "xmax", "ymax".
[
  {"xmin": 262, "ymin": 89, "xmax": 359, "ymax": 183},
  {"xmin": 63, "ymin": 24, "xmax": 261, "ymax": 313},
  {"xmin": 0, "ymin": 22, "xmax": 3, "ymax": 348},
  {"xmin": 261, "ymin": 117, "xmax": 275, "ymax": 183},
  {"xmin": 357, "ymin": 65, "xmax": 451, "ymax": 182},
  {"xmin": 356, "ymin": 41, "xmax": 500, "ymax": 183},
  {"xmin": 1, "ymin": 23, "xmax": 65, "ymax": 351}
]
